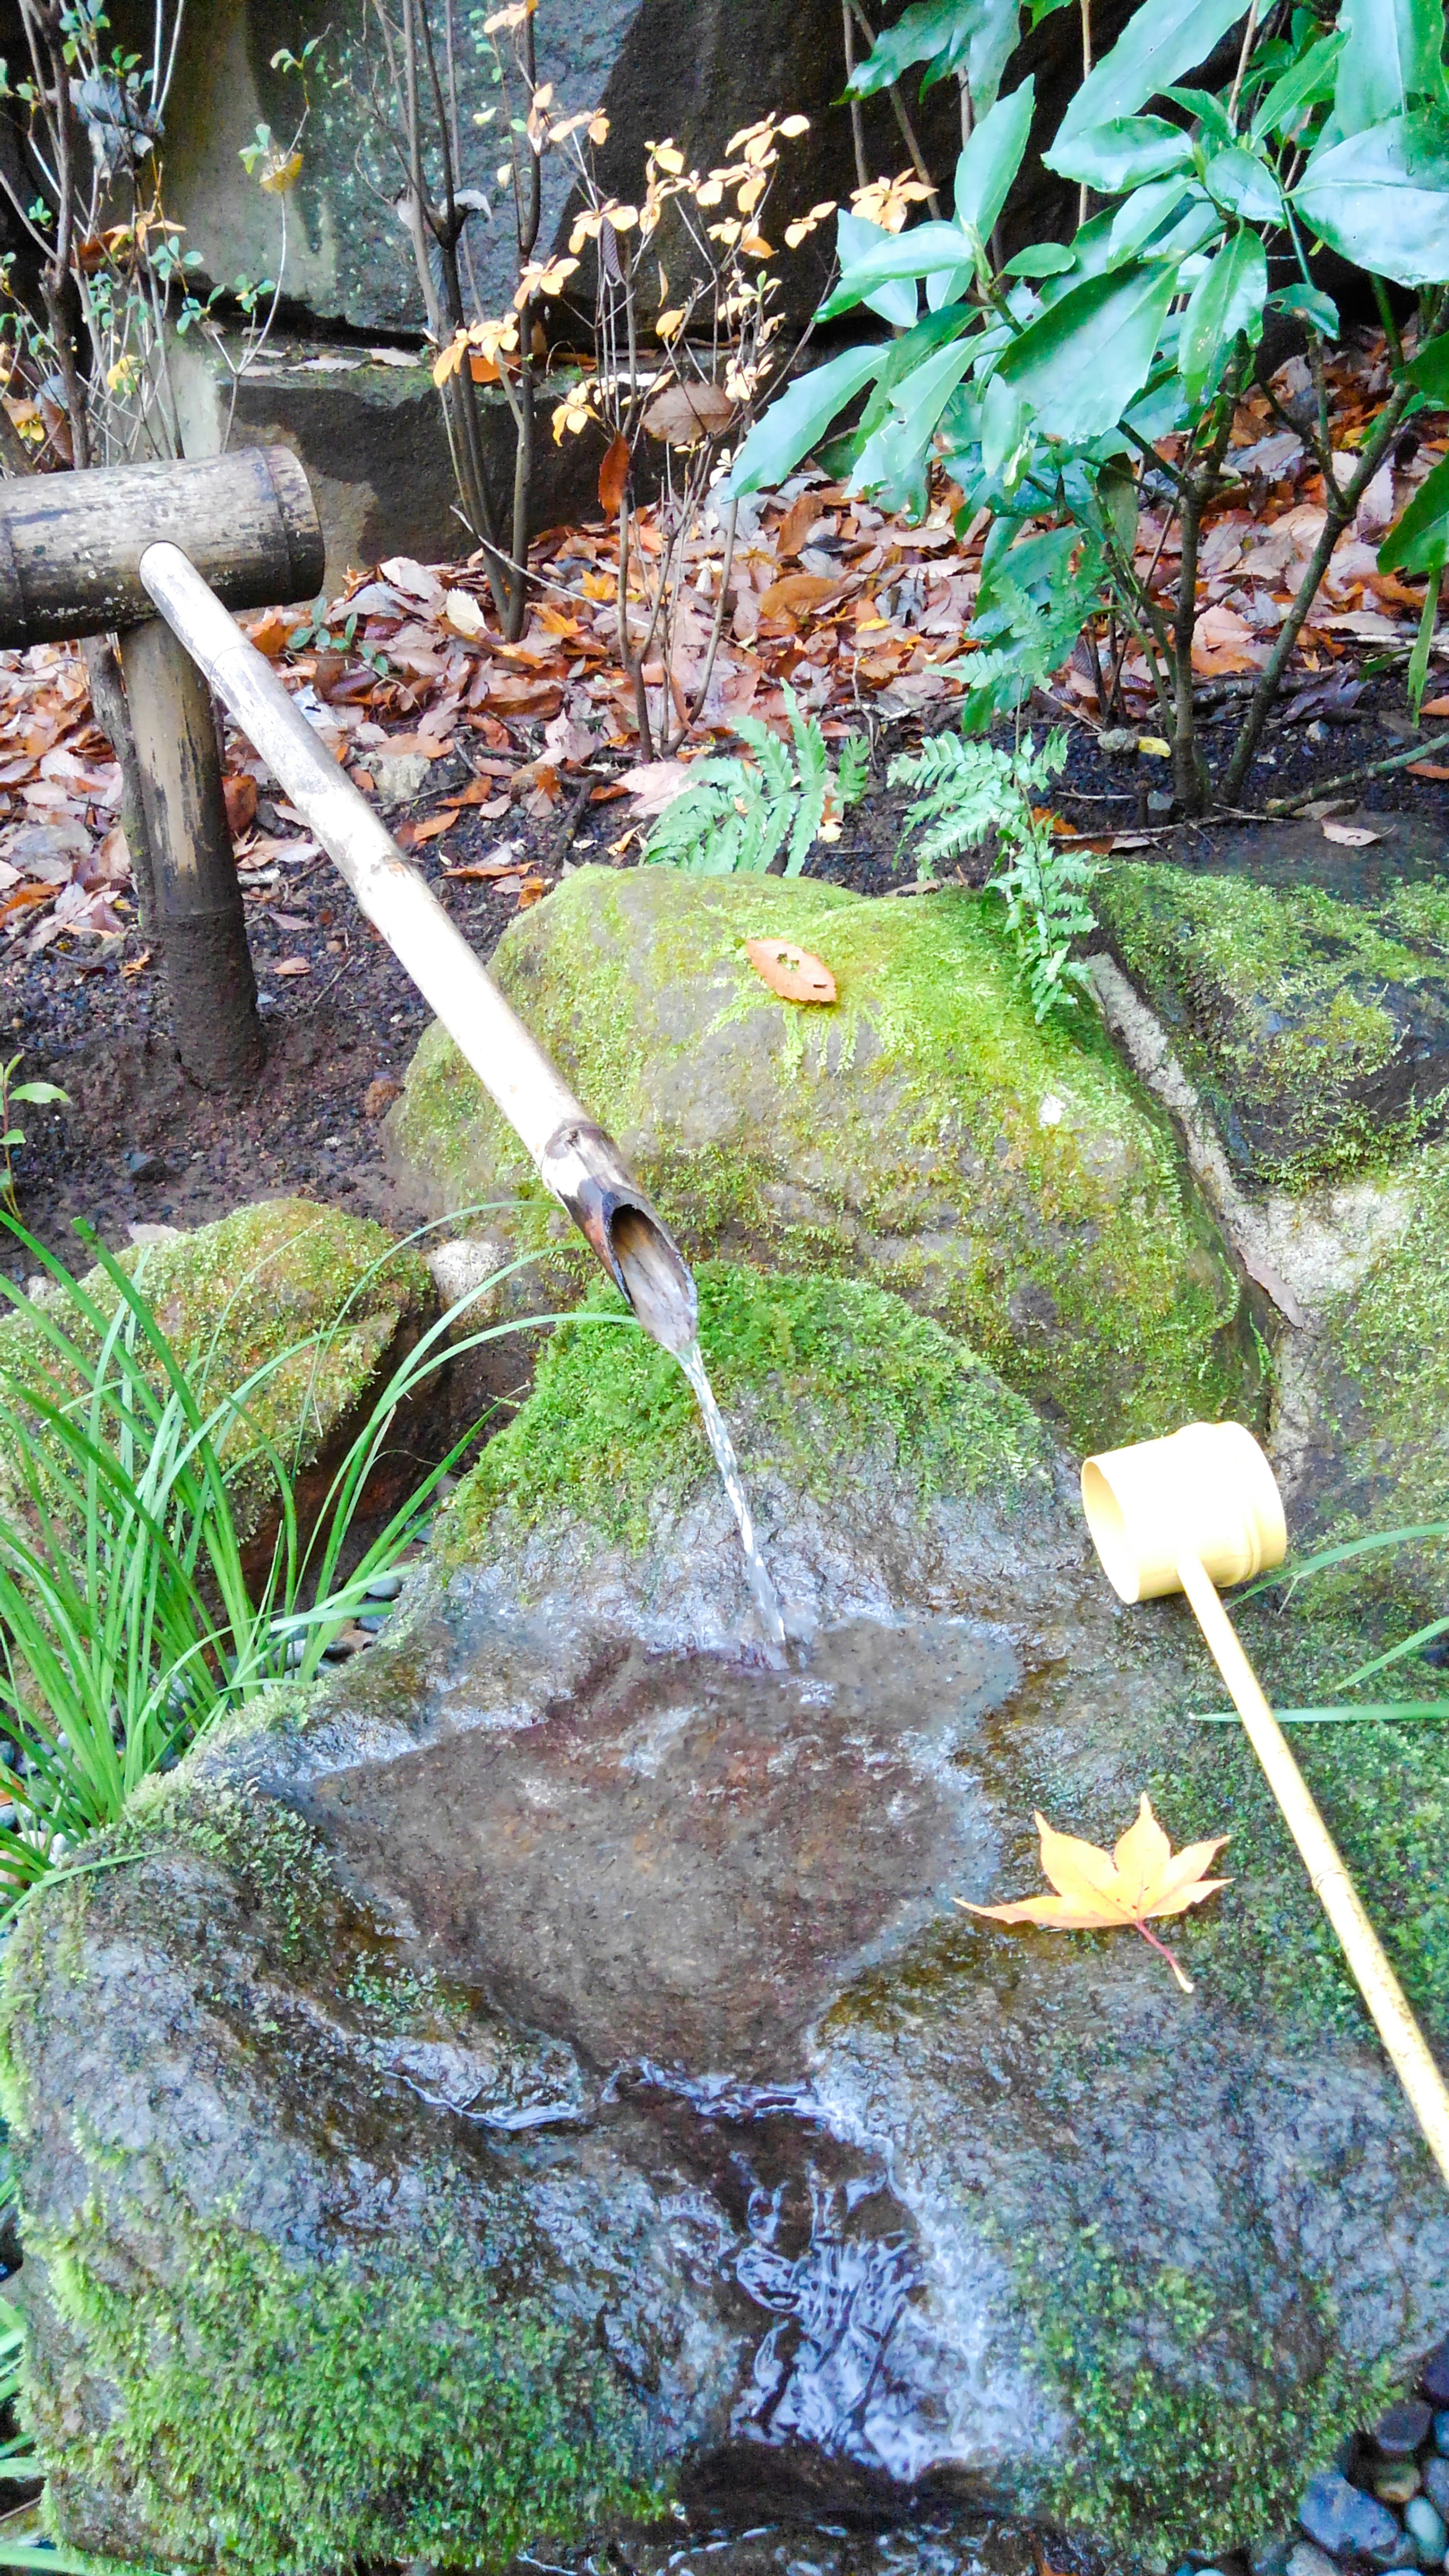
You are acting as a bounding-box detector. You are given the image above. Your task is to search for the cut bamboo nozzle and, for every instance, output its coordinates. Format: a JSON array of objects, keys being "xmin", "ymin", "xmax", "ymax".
[
  {"xmin": 1082, "ymin": 1421, "xmax": 1449, "ymax": 2190},
  {"xmin": 136, "ymin": 541, "xmax": 698, "ymax": 1358}
]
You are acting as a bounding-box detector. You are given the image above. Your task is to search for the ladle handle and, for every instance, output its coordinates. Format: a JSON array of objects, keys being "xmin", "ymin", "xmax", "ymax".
[{"xmin": 1177, "ymin": 1552, "xmax": 1449, "ymax": 2189}]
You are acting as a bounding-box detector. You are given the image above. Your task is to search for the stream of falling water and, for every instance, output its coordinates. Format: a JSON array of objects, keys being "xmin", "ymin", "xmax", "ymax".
[{"xmin": 677, "ymin": 1338, "xmax": 788, "ymax": 1664}]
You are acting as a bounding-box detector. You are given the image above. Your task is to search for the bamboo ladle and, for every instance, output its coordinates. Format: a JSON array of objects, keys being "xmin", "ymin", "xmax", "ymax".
[{"xmin": 1081, "ymin": 1419, "xmax": 1449, "ymax": 2187}]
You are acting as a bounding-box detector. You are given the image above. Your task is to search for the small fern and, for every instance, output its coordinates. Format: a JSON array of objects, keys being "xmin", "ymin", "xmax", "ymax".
[
  {"xmin": 888, "ymin": 726, "xmax": 1097, "ymax": 1021},
  {"xmin": 644, "ymin": 688, "xmax": 868, "ymax": 875}
]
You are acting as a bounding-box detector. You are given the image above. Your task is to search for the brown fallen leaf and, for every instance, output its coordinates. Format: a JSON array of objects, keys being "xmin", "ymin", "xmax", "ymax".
[
  {"xmin": 759, "ymin": 571, "xmax": 845, "ymax": 621},
  {"xmin": 774, "ymin": 489, "xmax": 831, "ymax": 560},
  {"xmin": 598, "ymin": 432, "xmax": 630, "ymax": 519},
  {"xmin": 1420, "ymin": 695, "xmax": 1449, "ymax": 718},
  {"xmin": 224, "ymin": 774, "xmax": 258, "ymax": 838},
  {"xmin": 1407, "ymin": 760, "xmax": 1449, "ymax": 780},
  {"xmin": 399, "ymin": 807, "xmax": 459, "ymax": 846},
  {"xmin": 744, "ymin": 937, "xmax": 837, "ymax": 1005},
  {"xmin": 363, "ymin": 1075, "xmax": 403, "ymax": 1120},
  {"xmin": 641, "ymin": 381, "xmax": 735, "ymax": 444},
  {"xmin": 955, "ymin": 1796, "xmax": 1229, "ymax": 1993},
  {"xmin": 1321, "ymin": 818, "xmax": 1381, "ymax": 846},
  {"xmin": 272, "ymin": 955, "xmax": 311, "ymax": 978},
  {"xmin": 121, "ymin": 945, "xmax": 152, "ymax": 977}
]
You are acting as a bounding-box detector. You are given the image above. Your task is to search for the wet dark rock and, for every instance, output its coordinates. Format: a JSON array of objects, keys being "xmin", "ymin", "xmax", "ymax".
[
  {"xmin": 1421, "ymin": 2458, "xmax": 1449, "ymax": 2515},
  {"xmin": 1286, "ymin": 2545, "xmax": 1340, "ymax": 2576},
  {"xmin": 122, "ymin": 1146, "xmax": 166, "ymax": 1181},
  {"xmin": 10, "ymin": 1267, "xmax": 1449, "ymax": 2576},
  {"xmin": 1423, "ymin": 2338, "xmax": 1449, "ymax": 2405},
  {"xmin": 1096, "ymin": 834, "xmax": 1449, "ymax": 1188},
  {"xmin": 1299, "ymin": 2471, "xmax": 1402, "ymax": 2560},
  {"xmin": 1374, "ymin": 2402, "xmax": 1434, "ymax": 2458},
  {"xmin": 1372, "ymin": 2463, "xmax": 1420, "ymax": 2504}
]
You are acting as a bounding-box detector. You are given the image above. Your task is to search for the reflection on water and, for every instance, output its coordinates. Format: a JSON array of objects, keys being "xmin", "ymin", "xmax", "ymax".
[{"xmin": 734, "ymin": 2175, "xmax": 921, "ymax": 2470}]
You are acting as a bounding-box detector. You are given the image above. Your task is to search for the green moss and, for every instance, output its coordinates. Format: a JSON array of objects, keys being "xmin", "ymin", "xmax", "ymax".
[
  {"xmin": 446, "ymin": 1262, "xmax": 1054, "ymax": 1559},
  {"xmin": 0, "ymin": 1200, "xmax": 434, "ymax": 1541},
  {"xmin": 34, "ymin": 2184, "xmax": 662, "ymax": 2575},
  {"xmin": 1098, "ymin": 863, "xmax": 1449, "ymax": 1187},
  {"xmin": 390, "ymin": 867, "xmax": 1260, "ymax": 1452},
  {"xmin": 1020, "ymin": 2224, "xmax": 1397, "ymax": 2565}
]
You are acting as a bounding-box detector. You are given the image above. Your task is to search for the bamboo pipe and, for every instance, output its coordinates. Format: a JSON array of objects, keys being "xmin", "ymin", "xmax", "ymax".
[
  {"xmin": 137, "ymin": 540, "xmax": 698, "ymax": 1357},
  {"xmin": 1082, "ymin": 1421, "xmax": 1449, "ymax": 2188}
]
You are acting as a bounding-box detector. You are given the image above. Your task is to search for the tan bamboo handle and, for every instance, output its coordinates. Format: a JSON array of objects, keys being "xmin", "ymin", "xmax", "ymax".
[{"xmin": 1177, "ymin": 1550, "xmax": 1449, "ymax": 2186}]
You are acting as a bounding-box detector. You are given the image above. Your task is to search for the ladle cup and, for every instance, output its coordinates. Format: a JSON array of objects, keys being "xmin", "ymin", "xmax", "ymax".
[{"xmin": 1082, "ymin": 1420, "xmax": 1449, "ymax": 2188}]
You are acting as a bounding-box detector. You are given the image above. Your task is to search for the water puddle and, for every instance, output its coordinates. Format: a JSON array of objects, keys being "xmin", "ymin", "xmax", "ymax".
[{"xmin": 679, "ymin": 1336, "xmax": 788, "ymax": 1664}]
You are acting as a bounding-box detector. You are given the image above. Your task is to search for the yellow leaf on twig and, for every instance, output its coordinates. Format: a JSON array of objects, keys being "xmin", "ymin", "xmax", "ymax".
[{"xmin": 956, "ymin": 1796, "xmax": 1229, "ymax": 1992}]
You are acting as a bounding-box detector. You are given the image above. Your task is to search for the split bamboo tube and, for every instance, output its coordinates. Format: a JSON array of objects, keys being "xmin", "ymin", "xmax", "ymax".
[{"xmin": 1082, "ymin": 1421, "xmax": 1449, "ymax": 2188}]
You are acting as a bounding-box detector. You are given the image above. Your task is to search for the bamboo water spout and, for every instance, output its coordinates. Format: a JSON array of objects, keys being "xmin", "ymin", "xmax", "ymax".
[{"xmin": 137, "ymin": 541, "xmax": 698, "ymax": 1357}]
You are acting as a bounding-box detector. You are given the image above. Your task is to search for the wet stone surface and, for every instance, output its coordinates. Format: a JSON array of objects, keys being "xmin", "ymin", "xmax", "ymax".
[{"xmin": 8, "ymin": 1273, "xmax": 1449, "ymax": 2571}]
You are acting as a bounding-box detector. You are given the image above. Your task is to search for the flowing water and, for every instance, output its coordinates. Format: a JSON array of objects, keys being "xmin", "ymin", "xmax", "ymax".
[{"xmin": 678, "ymin": 1337, "xmax": 789, "ymax": 1663}]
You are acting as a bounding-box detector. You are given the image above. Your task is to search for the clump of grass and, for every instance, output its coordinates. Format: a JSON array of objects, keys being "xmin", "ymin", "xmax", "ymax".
[{"xmin": 0, "ymin": 1209, "xmax": 557, "ymax": 1919}]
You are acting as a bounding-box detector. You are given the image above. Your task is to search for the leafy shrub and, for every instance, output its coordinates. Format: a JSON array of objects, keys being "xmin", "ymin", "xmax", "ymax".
[
  {"xmin": 644, "ymin": 689, "xmax": 869, "ymax": 873},
  {"xmin": 890, "ymin": 725, "xmax": 1097, "ymax": 1017}
]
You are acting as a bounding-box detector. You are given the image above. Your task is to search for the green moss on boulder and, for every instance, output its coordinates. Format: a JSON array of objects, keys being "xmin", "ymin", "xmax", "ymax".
[
  {"xmin": 387, "ymin": 866, "xmax": 1260, "ymax": 1452},
  {"xmin": 1097, "ymin": 860, "xmax": 1449, "ymax": 1188},
  {"xmin": 0, "ymin": 1200, "xmax": 434, "ymax": 1540},
  {"xmin": 448, "ymin": 1260, "xmax": 1054, "ymax": 1561}
]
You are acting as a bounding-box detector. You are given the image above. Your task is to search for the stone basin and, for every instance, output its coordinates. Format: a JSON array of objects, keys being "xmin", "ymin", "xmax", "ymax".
[{"xmin": 11, "ymin": 1267, "xmax": 1449, "ymax": 2576}]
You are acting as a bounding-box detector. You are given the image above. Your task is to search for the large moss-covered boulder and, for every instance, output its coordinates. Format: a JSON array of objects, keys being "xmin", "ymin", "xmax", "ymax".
[
  {"xmin": 8, "ymin": 1266, "xmax": 1446, "ymax": 2576},
  {"xmin": 386, "ymin": 866, "xmax": 1259, "ymax": 1451},
  {"xmin": 1097, "ymin": 850, "xmax": 1449, "ymax": 1190},
  {"xmin": 0, "ymin": 1199, "xmax": 435, "ymax": 1542}
]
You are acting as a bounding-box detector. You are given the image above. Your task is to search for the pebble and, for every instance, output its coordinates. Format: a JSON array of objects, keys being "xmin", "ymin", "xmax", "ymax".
[
  {"xmin": 122, "ymin": 1147, "xmax": 165, "ymax": 1181},
  {"xmin": 1435, "ymin": 2419, "xmax": 1449, "ymax": 2462},
  {"xmin": 1376, "ymin": 2464, "xmax": 1423, "ymax": 2505},
  {"xmin": 1286, "ymin": 2542, "xmax": 1338, "ymax": 2576},
  {"xmin": 1300, "ymin": 2470, "xmax": 1402, "ymax": 2561},
  {"xmin": 1378, "ymin": 2404, "xmax": 1435, "ymax": 2459},
  {"xmin": 363, "ymin": 1572, "xmax": 403, "ymax": 1601},
  {"xmin": 1404, "ymin": 2500, "xmax": 1446, "ymax": 2566},
  {"xmin": 355, "ymin": 1611, "xmax": 390, "ymax": 1633},
  {"xmin": 1424, "ymin": 2341, "xmax": 1449, "ymax": 2407},
  {"xmin": 1423, "ymin": 2459, "xmax": 1449, "ymax": 2516}
]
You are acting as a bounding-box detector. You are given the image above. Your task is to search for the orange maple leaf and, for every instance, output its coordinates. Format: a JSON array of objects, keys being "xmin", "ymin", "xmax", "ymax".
[{"xmin": 956, "ymin": 1796, "xmax": 1229, "ymax": 1993}]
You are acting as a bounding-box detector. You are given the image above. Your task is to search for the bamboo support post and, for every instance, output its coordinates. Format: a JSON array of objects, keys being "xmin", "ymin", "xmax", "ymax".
[{"xmin": 137, "ymin": 541, "xmax": 697, "ymax": 1354}]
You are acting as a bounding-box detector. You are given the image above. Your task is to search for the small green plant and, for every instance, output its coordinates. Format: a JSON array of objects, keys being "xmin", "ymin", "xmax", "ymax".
[
  {"xmin": 889, "ymin": 725, "xmax": 1097, "ymax": 1019},
  {"xmin": 643, "ymin": 689, "xmax": 869, "ymax": 875},
  {"xmin": 0, "ymin": 1058, "xmax": 68, "ymax": 1215},
  {"xmin": 285, "ymin": 594, "xmax": 390, "ymax": 678},
  {"xmin": 0, "ymin": 1213, "xmax": 578, "ymax": 1917}
]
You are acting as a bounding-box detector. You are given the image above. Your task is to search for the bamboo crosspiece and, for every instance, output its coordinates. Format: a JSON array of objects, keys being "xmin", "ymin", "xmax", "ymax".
[{"xmin": 1082, "ymin": 1420, "xmax": 1449, "ymax": 2189}]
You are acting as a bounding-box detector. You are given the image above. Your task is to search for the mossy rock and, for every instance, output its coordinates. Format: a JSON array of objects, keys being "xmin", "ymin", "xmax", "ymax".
[
  {"xmin": 385, "ymin": 864, "xmax": 1260, "ymax": 1452},
  {"xmin": 0, "ymin": 1198, "xmax": 435, "ymax": 1544},
  {"xmin": 8, "ymin": 1266, "xmax": 1446, "ymax": 2576},
  {"xmin": 1097, "ymin": 858, "xmax": 1449, "ymax": 1189}
]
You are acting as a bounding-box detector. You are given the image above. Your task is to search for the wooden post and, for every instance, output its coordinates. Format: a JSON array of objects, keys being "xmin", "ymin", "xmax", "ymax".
[{"xmin": 116, "ymin": 616, "xmax": 263, "ymax": 1091}]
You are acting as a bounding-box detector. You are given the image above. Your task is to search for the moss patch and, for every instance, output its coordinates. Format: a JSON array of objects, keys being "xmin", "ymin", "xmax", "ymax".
[
  {"xmin": 1098, "ymin": 861, "xmax": 1449, "ymax": 1187},
  {"xmin": 1020, "ymin": 2223, "xmax": 1396, "ymax": 2565},
  {"xmin": 32, "ymin": 2175, "xmax": 660, "ymax": 2575},
  {"xmin": 0, "ymin": 1200, "xmax": 434, "ymax": 1540},
  {"xmin": 446, "ymin": 1261, "xmax": 1055, "ymax": 1559},
  {"xmin": 388, "ymin": 866, "xmax": 1260, "ymax": 1452}
]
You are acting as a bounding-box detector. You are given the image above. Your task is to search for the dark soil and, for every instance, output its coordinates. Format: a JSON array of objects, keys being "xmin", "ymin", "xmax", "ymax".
[{"xmin": 5, "ymin": 668, "xmax": 1446, "ymax": 1281}]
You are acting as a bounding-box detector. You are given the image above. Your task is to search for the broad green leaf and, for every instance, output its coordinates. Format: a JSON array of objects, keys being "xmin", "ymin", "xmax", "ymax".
[
  {"xmin": 1045, "ymin": 113, "xmax": 1195, "ymax": 189},
  {"xmin": 1163, "ymin": 82, "xmax": 1236, "ymax": 144},
  {"xmin": 1403, "ymin": 329, "xmax": 1449, "ymax": 403},
  {"xmin": 723, "ymin": 343, "xmax": 887, "ymax": 496},
  {"xmin": 1094, "ymin": 452, "xmax": 1140, "ymax": 555},
  {"xmin": 1294, "ymin": 111, "xmax": 1449, "ymax": 288},
  {"xmin": 837, "ymin": 210, "xmax": 918, "ymax": 329},
  {"xmin": 878, "ymin": 337, "xmax": 978, "ymax": 452},
  {"xmin": 1334, "ymin": 0, "xmax": 1448, "ymax": 139},
  {"xmin": 1108, "ymin": 173, "xmax": 1197, "ymax": 260},
  {"xmin": 817, "ymin": 219, "xmax": 978, "ymax": 320},
  {"xmin": 1250, "ymin": 31, "xmax": 1343, "ymax": 143},
  {"xmin": 1055, "ymin": 0, "xmax": 1251, "ymax": 146},
  {"xmin": 927, "ymin": 258, "xmax": 978, "ymax": 309},
  {"xmin": 954, "ymin": 80, "xmax": 1036, "ymax": 245},
  {"xmin": 1178, "ymin": 227, "xmax": 1267, "ymax": 404},
  {"xmin": 846, "ymin": 0, "xmax": 1021, "ymax": 115},
  {"xmin": 1202, "ymin": 143, "xmax": 1282, "ymax": 220},
  {"xmin": 1379, "ymin": 452, "xmax": 1449, "ymax": 574},
  {"xmin": 851, "ymin": 302, "xmax": 982, "ymax": 446},
  {"xmin": 980, "ymin": 369, "xmax": 1028, "ymax": 474},
  {"xmin": 844, "ymin": 0, "xmax": 961, "ymax": 95},
  {"xmin": 1001, "ymin": 240, "xmax": 1079, "ymax": 275},
  {"xmin": 1269, "ymin": 280, "xmax": 1339, "ymax": 335},
  {"xmin": 998, "ymin": 260, "xmax": 1178, "ymax": 439}
]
